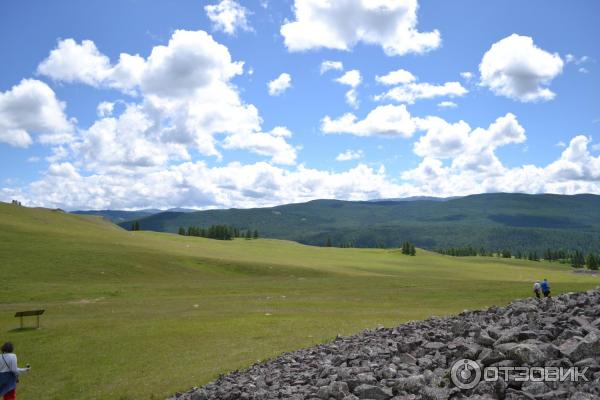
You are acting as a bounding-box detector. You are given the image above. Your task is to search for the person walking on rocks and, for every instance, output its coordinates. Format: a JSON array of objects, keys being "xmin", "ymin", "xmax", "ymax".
[
  {"xmin": 540, "ymin": 278, "xmax": 551, "ymax": 298},
  {"xmin": 0, "ymin": 342, "xmax": 30, "ymax": 400},
  {"xmin": 533, "ymin": 281, "xmax": 542, "ymax": 299}
]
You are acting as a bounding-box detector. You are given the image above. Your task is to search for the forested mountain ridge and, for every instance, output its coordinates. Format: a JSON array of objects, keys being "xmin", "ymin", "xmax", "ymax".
[{"xmin": 118, "ymin": 193, "xmax": 600, "ymax": 253}]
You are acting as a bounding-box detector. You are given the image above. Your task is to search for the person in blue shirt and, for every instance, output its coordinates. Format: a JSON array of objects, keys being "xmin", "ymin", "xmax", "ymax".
[{"xmin": 540, "ymin": 278, "xmax": 551, "ymax": 298}]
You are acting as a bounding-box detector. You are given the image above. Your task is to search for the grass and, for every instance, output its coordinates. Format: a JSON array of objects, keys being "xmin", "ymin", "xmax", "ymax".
[{"xmin": 0, "ymin": 202, "xmax": 598, "ymax": 399}]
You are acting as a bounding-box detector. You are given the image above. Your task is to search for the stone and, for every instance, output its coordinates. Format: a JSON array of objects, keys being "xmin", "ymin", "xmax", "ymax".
[{"xmin": 353, "ymin": 384, "xmax": 393, "ymax": 400}]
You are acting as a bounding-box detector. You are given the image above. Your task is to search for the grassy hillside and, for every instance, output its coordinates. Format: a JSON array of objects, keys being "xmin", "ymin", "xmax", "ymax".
[
  {"xmin": 1, "ymin": 202, "xmax": 598, "ymax": 399},
  {"xmin": 123, "ymin": 193, "xmax": 600, "ymax": 253}
]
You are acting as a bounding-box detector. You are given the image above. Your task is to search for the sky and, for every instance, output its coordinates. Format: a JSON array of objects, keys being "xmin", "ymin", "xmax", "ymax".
[{"xmin": 0, "ymin": 0, "xmax": 599, "ymax": 210}]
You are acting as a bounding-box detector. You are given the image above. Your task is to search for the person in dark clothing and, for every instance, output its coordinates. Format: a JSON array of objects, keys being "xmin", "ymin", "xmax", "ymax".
[{"xmin": 540, "ymin": 278, "xmax": 551, "ymax": 298}]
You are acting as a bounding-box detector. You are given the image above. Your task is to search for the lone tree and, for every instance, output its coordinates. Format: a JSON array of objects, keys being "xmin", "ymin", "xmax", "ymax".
[
  {"xmin": 253, "ymin": 229, "xmax": 259, "ymax": 239},
  {"xmin": 131, "ymin": 221, "xmax": 140, "ymax": 231},
  {"xmin": 245, "ymin": 230, "xmax": 252, "ymax": 239},
  {"xmin": 325, "ymin": 237, "xmax": 332, "ymax": 247},
  {"xmin": 178, "ymin": 227, "xmax": 186, "ymax": 235},
  {"xmin": 409, "ymin": 244, "xmax": 416, "ymax": 256}
]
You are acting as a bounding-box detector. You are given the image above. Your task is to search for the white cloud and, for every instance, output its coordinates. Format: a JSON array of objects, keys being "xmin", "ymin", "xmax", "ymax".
[
  {"xmin": 222, "ymin": 127, "xmax": 298, "ymax": 165},
  {"xmin": 36, "ymin": 31, "xmax": 295, "ymax": 165},
  {"xmin": 546, "ymin": 136, "xmax": 600, "ymax": 181},
  {"xmin": 268, "ymin": 73, "xmax": 292, "ymax": 96},
  {"xmin": 204, "ymin": 0, "xmax": 252, "ymax": 35},
  {"xmin": 322, "ymin": 104, "xmax": 416, "ymax": 138},
  {"xmin": 280, "ymin": 0, "xmax": 440, "ymax": 56},
  {"xmin": 438, "ymin": 101, "xmax": 457, "ymax": 108},
  {"xmin": 335, "ymin": 70, "xmax": 362, "ymax": 108},
  {"xmin": 0, "ymin": 79, "xmax": 73, "ymax": 147},
  {"xmin": 376, "ymin": 69, "xmax": 416, "ymax": 85},
  {"xmin": 9, "ymin": 130, "xmax": 600, "ymax": 210},
  {"xmin": 565, "ymin": 54, "xmax": 589, "ymax": 65},
  {"xmin": 376, "ymin": 81, "xmax": 467, "ymax": 104},
  {"xmin": 479, "ymin": 34, "xmax": 564, "ymax": 102},
  {"xmin": 4, "ymin": 161, "xmax": 409, "ymax": 210},
  {"xmin": 460, "ymin": 71, "xmax": 473, "ymax": 81},
  {"xmin": 413, "ymin": 113, "xmax": 525, "ymax": 175},
  {"xmin": 96, "ymin": 101, "xmax": 115, "ymax": 117},
  {"xmin": 267, "ymin": 72, "xmax": 292, "ymax": 96},
  {"xmin": 38, "ymin": 31, "xmax": 245, "ymax": 99},
  {"xmin": 76, "ymin": 104, "xmax": 191, "ymax": 171},
  {"xmin": 344, "ymin": 89, "xmax": 359, "ymax": 109},
  {"xmin": 37, "ymin": 39, "xmax": 113, "ymax": 87},
  {"xmin": 335, "ymin": 70, "xmax": 361, "ymax": 88},
  {"xmin": 336, "ymin": 149, "xmax": 363, "ymax": 161},
  {"xmin": 320, "ymin": 60, "xmax": 343, "ymax": 74}
]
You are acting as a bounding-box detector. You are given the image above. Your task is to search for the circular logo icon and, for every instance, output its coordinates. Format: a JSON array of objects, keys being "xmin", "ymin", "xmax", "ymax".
[{"xmin": 451, "ymin": 359, "xmax": 481, "ymax": 389}]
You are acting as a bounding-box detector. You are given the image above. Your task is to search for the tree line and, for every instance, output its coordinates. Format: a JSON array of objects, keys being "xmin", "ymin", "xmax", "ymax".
[
  {"xmin": 323, "ymin": 237, "xmax": 417, "ymax": 256},
  {"xmin": 437, "ymin": 246, "xmax": 600, "ymax": 270},
  {"xmin": 178, "ymin": 225, "xmax": 258, "ymax": 241}
]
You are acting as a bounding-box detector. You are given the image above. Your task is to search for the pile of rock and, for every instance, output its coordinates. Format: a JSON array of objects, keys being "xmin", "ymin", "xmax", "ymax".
[{"xmin": 170, "ymin": 288, "xmax": 600, "ymax": 399}]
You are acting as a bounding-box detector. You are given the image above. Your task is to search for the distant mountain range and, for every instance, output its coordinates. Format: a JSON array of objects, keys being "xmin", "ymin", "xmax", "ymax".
[
  {"xmin": 72, "ymin": 207, "xmax": 197, "ymax": 223},
  {"xmin": 105, "ymin": 193, "xmax": 600, "ymax": 254},
  {"xmin": 368, "ymin": 196, "xmax": 461, "ymax": 203}
]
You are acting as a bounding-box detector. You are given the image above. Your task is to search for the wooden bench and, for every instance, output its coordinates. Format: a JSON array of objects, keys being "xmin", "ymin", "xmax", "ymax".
[{"xmin": 15, "ymin": 310, "xmax": 45, "ymax": 329}]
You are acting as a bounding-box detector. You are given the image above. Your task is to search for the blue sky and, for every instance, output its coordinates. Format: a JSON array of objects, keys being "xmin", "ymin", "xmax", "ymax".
[{"xmin": 0, "ymin": 0, "xmax": 599, "ymax": 210}]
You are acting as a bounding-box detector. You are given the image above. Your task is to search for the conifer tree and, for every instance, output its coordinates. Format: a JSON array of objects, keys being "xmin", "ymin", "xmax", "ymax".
[{"xmin": 409, "ymin": 244, "xmax": 416, "ymax": 256}]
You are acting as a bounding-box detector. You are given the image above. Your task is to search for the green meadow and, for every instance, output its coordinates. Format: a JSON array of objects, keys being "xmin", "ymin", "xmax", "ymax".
[{"xmin": 0, "ymin": 202, "xmax": 597, "ymax": 399}]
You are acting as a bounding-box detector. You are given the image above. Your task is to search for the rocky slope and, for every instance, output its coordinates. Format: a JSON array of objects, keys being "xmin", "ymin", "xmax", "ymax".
[{"xmin": 170, "ymin": 288, "xmax": 600, "ymax": 400}]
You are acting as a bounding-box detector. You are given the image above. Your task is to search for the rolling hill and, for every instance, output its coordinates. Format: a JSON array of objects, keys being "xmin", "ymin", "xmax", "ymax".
[
  {"xmin": 2, "ymin": 201, "xmax": 598, "ymax": 399},
  {"xmin": 120, "ymin": 193, "xmax": 600, "ymax": 253}
]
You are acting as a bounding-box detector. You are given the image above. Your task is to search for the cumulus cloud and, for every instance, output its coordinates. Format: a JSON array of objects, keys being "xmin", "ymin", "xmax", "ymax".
[
  {"xmin": 546, "ymin": 136, "xmax": 600, "ymax": 181},
  {"xmin": 479, "ymin": 34, "xmax": 564, "ymax": 102},
  {"xmin": 413, "ymin": 113, "xmax": 525, "ymax": 174},
  {"xmin": 0, "ymin": 79, "xmax": 73, "ymax": 147},
  {"xmin": 204, "ymin": 0, "xmax": 252, "ymax": 35},
  {"xmin": 37, "ymin": 39, "xmax": 113, "ymax": 87},
  {"xmin": 375, "ymin": 69, "xmax": 416, "ymax": 85},
  {"xmin": 322, "ymin": 104, "xmax": 416, "ymax": 138},
  {"xmin": 336, "ymin": 149, "xmax": 363, "ymax": 161},
  {"xmin": 35, "ymin": 30, "xmax": 296, "ymax": 165},
  {"xmin": 320, "ymin": 60, "xmax": 343, "ymax": 74},
  {"xmin": 376, "ymin": 81, "xmax": 467, "ymax": 104},
  {"xmin": 8, "ymin": 130, "xmax": 600, "ymax": 210},
  {"xmin": 38, "ymin": 31, "xmax": 245, "ymax": 98},
  {"xmin": 74, "ymin": 104, "xmax": 190, "ymax": 172},
  {"xmin": 335, "ymin": 69, "xmax": 362, "ymax": 108},
  {"xmin": 335, "ymin": 70, "xmax": 361, "ymax": 88},
  {"xmin": 280, "ymin": 0, "xmax": 440, "ymax": 56},
  {"xmin": 96, "ymin": 101, "xmax": 115, "ymax": 117},
  {"xmin": 222, "ymin": 127, "xmax": 298, "ymax": 165},
  {"xmin": 268, "ymin": 73, "xmax": 292, "ymax": 96},
  {"xmin": 3, "ymin": 161, "xmax": 409, "ymax": 210}
]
